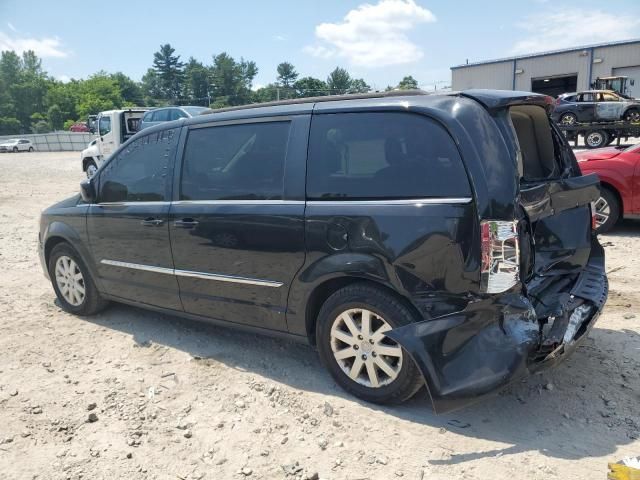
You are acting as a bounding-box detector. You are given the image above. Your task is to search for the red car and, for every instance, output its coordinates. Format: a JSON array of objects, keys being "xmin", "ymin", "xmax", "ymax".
[
  {"xmin": 576, "ymin": 143, "xmax": 640, "ymax": 232},
  {"xmin": 69, "ymin": 123, "xmax": 90, "ymax": 132}
]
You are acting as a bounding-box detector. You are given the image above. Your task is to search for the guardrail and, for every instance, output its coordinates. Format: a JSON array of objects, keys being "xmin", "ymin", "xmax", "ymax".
[{"xmin": 0, "ymin": 132, "xmax": 94, "ymax": 152}]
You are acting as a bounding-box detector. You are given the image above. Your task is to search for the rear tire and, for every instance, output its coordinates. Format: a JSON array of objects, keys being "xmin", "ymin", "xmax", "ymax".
[
  {"xmin": 28, "ymin": 146, "xmax": 34, "ymax": 152},
  {"xmin": 316, "ymin": 283, "xmax": 424, "ymax": 405},
  {"xmin": 585, "ymin": 130, "xmax": 609, "ymax": 149},
  {"xmin": 48, "ymin": 243, "xmax": 108, "ymax": 316},
  {"xmin": 594, "ymin": 187, "xmax": 620, "ymax": 234},
  {"xmin": 12, "ymin": 147, "xmax": 18, "ymax": 153}
]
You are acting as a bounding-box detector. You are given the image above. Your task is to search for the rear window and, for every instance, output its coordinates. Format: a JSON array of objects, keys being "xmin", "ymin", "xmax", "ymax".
[
  {"xmin": 307, "ymin": 112, "xmax": 470, "ymax": 200},
  {"xmin": 509, "ymin": 105, "xmax": 561, "ymax": 180}
]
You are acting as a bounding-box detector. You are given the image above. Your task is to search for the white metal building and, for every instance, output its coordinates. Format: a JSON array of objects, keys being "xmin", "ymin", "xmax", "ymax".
[{"xmin": 451, "ymin": 39, "xmax": 640, "ymax": 97}]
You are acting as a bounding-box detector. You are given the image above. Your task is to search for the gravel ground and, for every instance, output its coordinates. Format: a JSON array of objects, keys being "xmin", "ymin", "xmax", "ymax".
[{"xmin": 0, "ymin": 151, "xmax": 639, "ymax": 480}]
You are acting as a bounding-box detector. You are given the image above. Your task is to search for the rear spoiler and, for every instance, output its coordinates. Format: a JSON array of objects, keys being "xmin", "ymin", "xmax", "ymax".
[{"xmin": 457, "ymin": 89, "xmax": 555, "ymax": 113}]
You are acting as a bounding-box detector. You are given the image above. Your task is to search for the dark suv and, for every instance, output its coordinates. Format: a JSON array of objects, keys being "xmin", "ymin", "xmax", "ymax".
[{"xmin": 39, "ymin": 90, "xmax": 608, "ymax": 413}]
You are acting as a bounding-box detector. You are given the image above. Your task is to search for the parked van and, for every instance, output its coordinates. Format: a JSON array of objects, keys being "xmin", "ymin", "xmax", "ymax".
[{"xmin": 39, "ymin": 90, "xmax": 607, "ymax": 412}]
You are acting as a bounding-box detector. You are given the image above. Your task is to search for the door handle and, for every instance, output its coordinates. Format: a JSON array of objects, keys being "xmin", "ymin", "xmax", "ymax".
[
  {"xmin": 174, "ymin": 218, "xmax": 199, "ymax": 229},
  {"xmin": 141, "ymin": 217, "xmax": 164, "ymax": 227}
]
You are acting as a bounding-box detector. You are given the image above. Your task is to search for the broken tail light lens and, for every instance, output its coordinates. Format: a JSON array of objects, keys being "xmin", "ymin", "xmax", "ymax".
[
  {"xmin": 480, "ymin": 220, "xmax": 520, "ymax": 294},
  {"xmin": 590, "ymin": 201, "xmax": 597, "ymax": 231}
]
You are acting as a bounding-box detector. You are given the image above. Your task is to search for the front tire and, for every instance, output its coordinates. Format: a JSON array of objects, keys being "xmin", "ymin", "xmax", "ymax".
[
  {"xmin": 625, "ymin": 108, "xmax": 640, "ymax": 122},
  {"xmin": 48, "ymin": 243, "xmax": 108, "ymax": 315},
  {"xmin": 316, "ymin": 283, "xmax": 423, "ymax": 404},
  {"xmin": 594, "ymin": 187, "xmax": 620, "ymax": 234},
  {"xmin": 12, "ymin": 147, "xmax": 18, "ymax": 153},
  {"xmin": 85, "ymin": 160, "xmax": 98, "ymax": 179},
  {"xmin": 560, "ymin": 112, "xmax": 578, "ymax": 126}
]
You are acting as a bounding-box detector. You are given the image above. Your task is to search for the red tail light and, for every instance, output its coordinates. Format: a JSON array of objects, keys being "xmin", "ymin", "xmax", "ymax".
[{"xmin": 480, "ymin": 220, "xmax": 520, "ymax": 294}]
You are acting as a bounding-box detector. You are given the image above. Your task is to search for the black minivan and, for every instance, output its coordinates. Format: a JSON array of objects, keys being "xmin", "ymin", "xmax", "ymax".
[{"xmin": 39, "ymin": 90, "xmax": 608, "ymax": 413}]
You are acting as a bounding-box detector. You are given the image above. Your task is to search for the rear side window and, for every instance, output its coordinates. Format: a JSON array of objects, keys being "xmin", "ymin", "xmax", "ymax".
[
  {"xmin": 180, "ymin": 121, "xmax": 290, "ymax": 201},
  {"xmin": 153, "ymin": 109, "xmax": 171, "ymax": 122},
  {"xmin": 307, "ymin": 112, "xmax": 470, "ymax": 200},
  {"xmin": 170, "ymin": 109, "xmax": 188, "ymax": 120}
]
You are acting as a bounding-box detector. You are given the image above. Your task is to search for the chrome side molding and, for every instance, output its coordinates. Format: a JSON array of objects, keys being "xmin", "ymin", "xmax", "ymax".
[
  {"xmin": 174, "ymin": 269, "xmax": 283, "ymax": 287},
  {"xmin": 100, "ymin": 259, "xmax": 283, "ymax": 288},
  {"xmin": 306, "ymin": 197, "xmax": 472, "ymax": 206}
]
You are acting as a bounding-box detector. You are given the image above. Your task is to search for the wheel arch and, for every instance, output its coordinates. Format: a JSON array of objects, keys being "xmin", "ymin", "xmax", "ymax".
[
  {"xmin": 599, "ymin": 181, "xmax": 624, "ymax": 218},
  {"xmin": 304, "ymin": 275, "xmax": 423, "ymax": 346},
  {"xmin": 82, "ymin": 156, "xmax": 96, "ymax": 172},
  {"xmin": 43, "ymin": 223, "xmax": 102, "ymax": 290}
]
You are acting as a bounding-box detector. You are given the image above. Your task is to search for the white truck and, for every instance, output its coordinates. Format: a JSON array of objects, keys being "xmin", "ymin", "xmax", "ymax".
[{"xmin": 81, "ymin": 108, "xmax": 148, "ymax": 178}]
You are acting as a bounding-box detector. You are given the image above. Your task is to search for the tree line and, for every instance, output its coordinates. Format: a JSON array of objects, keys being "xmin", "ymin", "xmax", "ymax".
[{"xmin": 0, "ymin": 43, "xmax": 421, "ymax": 135}]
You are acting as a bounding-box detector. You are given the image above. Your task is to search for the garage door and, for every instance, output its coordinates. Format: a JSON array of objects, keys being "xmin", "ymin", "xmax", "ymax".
[
  {"xmin": 613, "ymin": 66, "xmax": 640, "ymax": 98},
  {"xmin": 531, "ymin": 75, "xmax": 578, "ymax": 97}
]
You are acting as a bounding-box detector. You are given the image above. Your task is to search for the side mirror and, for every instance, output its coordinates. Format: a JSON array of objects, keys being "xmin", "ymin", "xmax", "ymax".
[{"xmin": 80, "ymin": 178, "xmax": 96, "ymax": 203}]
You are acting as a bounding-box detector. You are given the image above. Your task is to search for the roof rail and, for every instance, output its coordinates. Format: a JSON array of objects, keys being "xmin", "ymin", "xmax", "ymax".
[{"xmin": 199, "ymin": 89, "xmax": 429, "ymax": 115}]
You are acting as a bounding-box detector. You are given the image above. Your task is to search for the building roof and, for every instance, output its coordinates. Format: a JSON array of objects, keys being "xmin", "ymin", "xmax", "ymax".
[{"xmin": 451, "ymin": 38, "xmax": 640, "ymax": 70}]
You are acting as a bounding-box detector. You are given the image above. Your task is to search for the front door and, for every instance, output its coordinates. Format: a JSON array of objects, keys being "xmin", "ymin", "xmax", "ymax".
[
  {"xmin": 576, "ymin": 92, "xmax": 596, "ymax": 122},
  {"xmin": 169, "ymin": 117, "xmax": 309, "ymax": 331},
  {"xmin": 87, "ymin": 127, "xmax": 182, "ymax": 310},
  {"xmin": 97, "ymin": 114, "xmax": 117, "ymax": 159}
]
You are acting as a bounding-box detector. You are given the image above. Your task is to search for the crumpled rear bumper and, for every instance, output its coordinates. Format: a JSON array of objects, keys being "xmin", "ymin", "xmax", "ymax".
[{"xmin": 385, "ymin": 239, "xmax": 608, "ymax": 414}]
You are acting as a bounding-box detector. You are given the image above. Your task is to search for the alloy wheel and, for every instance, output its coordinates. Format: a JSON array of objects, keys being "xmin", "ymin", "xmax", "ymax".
[
  {"xmin": 593, "ymin": 196, "xmax": 610, "ymax": 228},
  {"xmin": 54, "ymin": 255, "xmax": 86, "ymax": 306},
  {"xmin": 626, "ymin": 110, "xmax": 640, "ymax": 122},
  {"xmin": 330, "ymin": 308, "xmax": 403, "ymax": 388}
]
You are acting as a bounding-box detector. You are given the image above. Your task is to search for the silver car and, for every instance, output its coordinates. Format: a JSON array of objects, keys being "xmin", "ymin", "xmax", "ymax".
[
  {"xmin": 139, "ymin": 106, "xmax": 210, "ymax": 130},
  {"xmin": 0, "ymin": 138, "xmax": 35, "ymax": 153}
]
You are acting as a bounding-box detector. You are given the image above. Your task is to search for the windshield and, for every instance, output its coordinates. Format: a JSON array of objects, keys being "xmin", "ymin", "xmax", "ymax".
[{"xmin": 182, "ymin": 106, "xmax": 209, "ymax": 116}]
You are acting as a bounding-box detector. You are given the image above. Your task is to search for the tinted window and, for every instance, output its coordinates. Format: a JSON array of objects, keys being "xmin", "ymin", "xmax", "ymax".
[
  {"xmin": 142, "ymin": 112, "xmax": 154, "ymax": 123},
  {"xmin": 181, "ymin": 121, "xmax": 290, "ymax": 201},
  {"xmin": 98, "ymin": 128, "xmax": 178, "ymax": 203},
  {"xmin": 307, "ymin": 112, "xmax": 470, "ymax": 200},
  {"xmin": 99, "ymin": 116, "xmax": 111, "ymax": 136},
  {"xmin": 578, "ymin": 93, "xmax": 595, "ymax": 102}
]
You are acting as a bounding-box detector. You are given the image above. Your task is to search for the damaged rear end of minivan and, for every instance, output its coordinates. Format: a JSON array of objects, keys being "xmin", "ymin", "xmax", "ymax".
[{"xmin": 386, "ymin": 90, "xmax": 608, "ymax": 413}]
